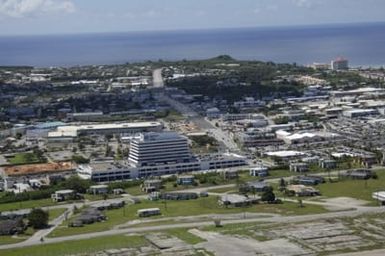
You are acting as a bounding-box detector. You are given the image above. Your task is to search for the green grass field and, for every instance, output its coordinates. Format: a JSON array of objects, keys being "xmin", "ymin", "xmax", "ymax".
[
  {"xmin": 202, "ymin": 222, "xmax": 271, "ymax": 241},
  {"xmin": 7, "ymin": 152, "xmax": 46, "ymax": 165},
  {"xmin": 316, "ymin": 169, "xmax": 385, "ymax": 203},
  {"xmin": 0, "ymin": 235, "xmax": 147, "ymax": 256},
  {"xmin": 48, "ymin": 208, "xmax": 67, "ymax": 221},
  {"xmin": 0, "ymin": 208, "xmax": 65, "ymax": 246},
  {"xmin": 207, "ymin": 186, "xmax": 237, "ymax": 194},
  {"xmin": 49, "ymin": 196, "xmax": 327, "ymax": 237},
  {"xmin": 0, "ymin": 236, "xmax": 27, "ymax": 246},
  {"xmin": 0, "ymin": 198, "xmax": 56, "ymax": 212},
  {"xmin": 166, "ymin": 228, "xmax": 206, "ymax": 244}
]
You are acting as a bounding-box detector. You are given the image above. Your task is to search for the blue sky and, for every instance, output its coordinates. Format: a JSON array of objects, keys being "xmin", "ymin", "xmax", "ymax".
[{"xmin": 0, "ymin": 0, "xmax": 385, "ymax": 35}]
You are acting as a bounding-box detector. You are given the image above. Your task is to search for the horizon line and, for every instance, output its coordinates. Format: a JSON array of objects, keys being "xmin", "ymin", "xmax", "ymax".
[{"xmin": 1, "ymin": 20, "xmax": 385, "ymax": 38}]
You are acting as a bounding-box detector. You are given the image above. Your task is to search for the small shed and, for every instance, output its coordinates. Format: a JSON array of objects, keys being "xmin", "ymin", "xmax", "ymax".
[
  {"xmin": 141, "ymin": 179, "xmax": 163, "ymax": 193},
  {"xmin": 223, "ymin": 170, "xmax": 239, "ymax": 180},
  {"xmin": 249, "ymin": 167, "xmax": 268, "ymax": 177},
  {"xmin": 289, "ymin": 162, "xmax": 309, "ymax": 173},
  {"xmin": 89, "ymin": 185, "xmax": 109, "ymax": 195},
  {"xmin": 137, "ymin": 208, "xmax": 161, "ymax": 217},
  {"xmin": 177, "ymin": 175, "xmax": 195, "ymax": 185},
  {"xmin": 51, "ymin": 189, "xmax": 75, "ymax": 202}
]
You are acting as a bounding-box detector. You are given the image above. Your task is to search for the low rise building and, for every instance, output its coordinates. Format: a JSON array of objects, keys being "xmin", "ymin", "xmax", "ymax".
[
  {"xmin": 159, "ymin": 192, "xmax": 198, "ymax": 200},
  {"xmin": 142, "ymin": 179, "xmax": 163, "ymax": 193},
  {"xmin": 319, "ymin": 159, "xmax": 337, "ymax": 169},
  {"xmin": 249, "ymin": 166, "xmax": 269, "ymax": 177},
  {"xmin": 48, "ymin": 121, "xmax": 163, "ymax": 142},
  {"xmin": 342, "ymin": 109, "xmax": 378, "ymax": 118},
  {"xmin": 51, "ymin": 189, "xmax": 75, "ymax": 202},
  {"xmin": 372, "ymin": 191, "xmax": 385, "ymax": 205},
  {"xmin": 342, "ymin": 169, "xmax": 373, "ymax": 180},
  {"xmin": 289, "ymin": 162, "xmax": 309, "ymax": 173},
  {"xmin": 218, "ymin": 194, "xmax": 259, "ymax": 207},
  {"xmin": 287, "ymin": 185, "xmax": 320, "ymax": 197},
  {"xmin": 206, "ymin": 107, "xmax": 221, "ymax": 119},
  {"xmin": 293, "ymin": 175, "xmax": 325, "ymax": 185},
  {"xmin": 222, "ymin": 170, "xmax": 239, "ymax": 180},
  {"xmin": 241, "ymin": 181, "xmax": 271, "ymax": 193},
  {"xmin": 137, "ymin": 208, "xmax": 161, "ymax": 217},
  {"xmin": 88, "ymin": 185, "xmax": 109, "ymax": 195},
  {"xmin": 177, "ymin": 175, "xmax": 195, "ymax": 185}
]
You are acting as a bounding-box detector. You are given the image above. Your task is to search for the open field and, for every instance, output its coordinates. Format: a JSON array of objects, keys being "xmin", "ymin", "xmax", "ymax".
[
  {"xmin": 0, "ymin": 235, "xmax": 147, "ymax": 256},
  {"xmin": 166, "ymin": 228, "xmax": 206, "ymax": 244},
  {"xmin": 49, "ymin": 196, "xmax": 327, "ymax": 237},
  {"xmin": 7, "ymin": 152, "xmax": 46, "ymax": 165},
  {"xmin": 0, "ymin": 198, "xmax": 56, "ymax": 212},
  {"xmin": 317, "ymin": 169, "xmax": 385, "ymax": 204},
  {"xmin": 0, "ymin": 236, "xmax": 27, "ymax": 246},
  {"xmin": 48, "ymin": 208, "xmax": 67, "ymax": 221}
]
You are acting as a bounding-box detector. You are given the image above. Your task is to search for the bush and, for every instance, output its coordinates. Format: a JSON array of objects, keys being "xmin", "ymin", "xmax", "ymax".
[
  {"xmin": 107, "ymin": 180, "xmax": 142, "ymax": 191},
  {"xmin": 261, "ymin": 187, "xmax": 275, "ymax": 203},
  {"xmin": 72, "ymin": 155, "xmax": 90, "ymax": 164},
  {"xmin": 28, "ymin": 208, "xmax": 49, "ymax": 229}
]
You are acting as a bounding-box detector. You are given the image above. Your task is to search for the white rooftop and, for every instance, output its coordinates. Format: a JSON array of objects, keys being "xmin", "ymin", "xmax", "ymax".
[
  {"xmin": 48, "ymin": 122, "xmax": 162, "ymax": 138},
  {"xmin": 138, "ymin": 131, "xmax": 185, "ymax": 142},
  {"xmin": 266, "ymin": 150, "xmax": 306, "ymax": 158}
]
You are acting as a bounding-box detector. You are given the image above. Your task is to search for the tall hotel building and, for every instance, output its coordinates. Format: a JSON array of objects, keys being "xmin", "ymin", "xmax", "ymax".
[
  {"xmin": 331, "ymin": 57, "xmax": 349, "ymax": 71},
  {"xmin": 77, "ymin": 131, "xmax": 247, "ymax": 181},
  {"xmin": 128, "ymin": 132, "xmax": 193, "ymax": 167}
]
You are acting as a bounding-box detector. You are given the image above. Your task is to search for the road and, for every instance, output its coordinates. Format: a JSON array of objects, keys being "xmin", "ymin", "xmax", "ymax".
[
  {"xmin": 156, "ymin": 93, "xmax": 240, "ymax": 152},
  {"xmin": 152, "ymin": 68, "xmax": 241, "ymax": 152}
]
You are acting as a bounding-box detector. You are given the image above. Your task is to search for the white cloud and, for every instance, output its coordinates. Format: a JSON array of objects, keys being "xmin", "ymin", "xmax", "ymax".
[{"xmin": 0, "ymin": 0, "xmax": 75, "ymax": 18}]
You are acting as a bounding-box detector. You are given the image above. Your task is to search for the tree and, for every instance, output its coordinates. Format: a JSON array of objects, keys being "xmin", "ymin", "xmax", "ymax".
[
  {"xmin": 28, "ymin": 208, "xmax": 49, "ymax": 229},
  {"xmin": 72, "ymin": 155, "xmax": 89, "ymax": 164},
  {"xmin": 15, "ymin": 133, "xmax": 22, "ymax": 140},
  {"xmin": 63, "ymin": 175, "xmax": 93, "ymax": 193},
  {"xmin": 261, "ymin": 187, "xmax": 275, "ymax": 203}
]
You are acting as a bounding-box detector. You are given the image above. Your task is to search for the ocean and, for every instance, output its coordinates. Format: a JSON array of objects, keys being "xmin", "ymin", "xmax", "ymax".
[{"xmin": 0, "ymin": 22, "xmax": 385, "ymax": 67}]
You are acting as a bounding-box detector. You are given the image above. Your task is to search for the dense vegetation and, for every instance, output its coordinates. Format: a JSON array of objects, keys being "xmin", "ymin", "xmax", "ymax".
[
  {"xmin": 165, "ymin": 56, "xmax": 308, "ymax": 102},
  {"xmin": 0, "ymin": 176, "xmax": 94, "ymax": 204}
]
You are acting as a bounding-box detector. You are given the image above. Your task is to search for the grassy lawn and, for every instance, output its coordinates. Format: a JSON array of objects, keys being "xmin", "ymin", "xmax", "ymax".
[
  {"xmin": 0, "ymin": 235, "xmax": 147, "ymax": 256},
  {"xmin": 7, "ymin": 152, "xmax": 46, "ymax": 165},
  {"xmin": 50, "ymin": 196, "xmax": 327, "ymax": 237},
  {"xmin": 202, "ymin": 222, "xmax": 271, "ymax": 241},
  {"xmin": 83, "ymin": 194, "xmax": 121, "ymax": 201},
  {"xmin": 0, "ymin": 198, "xmax": 56, "ymax": 212},
  {"xmin": 316, "ymin": 169, "xmax": 385, "ymax": 203},
  {"xmin": 48, "ymin": 208, "xmax": 67, "ymax": 221},
  {"xmin": 267, "ymin": 169, "xmax": 293, "ymax": 178},
  {"xmin": 207, "ymin": 186, "xmax": 237, "ymax": 194},
  {"xmin": 0, "ymin": 236, "xmax": 27, "ymax": 246},
  {"xmin": 166, "ymin": 228, "xmax": 206, "ymax": 244},
  {"xmin": 125, "ymin": 186, "xmax": 145, "ymax": 196}
]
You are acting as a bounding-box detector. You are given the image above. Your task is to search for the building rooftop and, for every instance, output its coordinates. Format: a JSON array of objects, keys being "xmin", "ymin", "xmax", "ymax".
[
  {"xmin": 266, "ymin": 150, "xmax": 306, "ymax": 158},
  {"xmin": 49, "ymin": 122, "xmax": 162, "ymax": 138},
  {"xmin": 138, "ymin": 131, "xmax": 185, "ymax": 142}
]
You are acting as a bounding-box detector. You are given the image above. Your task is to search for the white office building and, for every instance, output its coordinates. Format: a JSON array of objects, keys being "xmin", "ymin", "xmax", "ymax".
[
  {"xmin": 128, "ymin": 132, "xmax": 193, "ymax": 167},
  {"xmin": 77, "ymin": 132, "xmax": 247, "ymax": 181},
  {"xmin": 47, "ymin": 121, "xmax": 163, "ymax": 142},
  {"xmin": 331, "ymin": 57, "xmax": 349, "ymax": 70}
]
